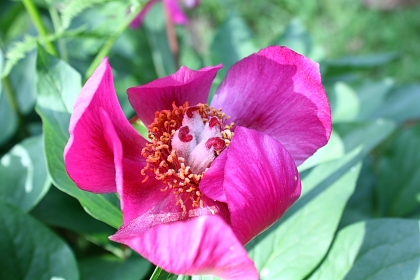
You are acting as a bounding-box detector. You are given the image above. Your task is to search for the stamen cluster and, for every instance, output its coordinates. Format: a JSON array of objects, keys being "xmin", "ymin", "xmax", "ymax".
[{"xmin": 141, "ymin": 102, "xmax": 234, "ymax": 212}]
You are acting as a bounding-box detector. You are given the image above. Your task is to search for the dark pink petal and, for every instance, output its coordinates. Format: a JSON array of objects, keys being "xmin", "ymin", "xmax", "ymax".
[
  {"xmin": 211, "ymin": 46, "xmax": 332, "ymax": 165},
  {"xmin": 199, "ymin": 150, "xmax": 228, "ymax": 202},
  {"xmin": 164, "ymin": 0, "xmax": 189, "ymax": 24},
  {"xmin": 110, "ymin": 215, "xmax": 259, "ymax": 279},
  {"xmin": 220, "ymin": 126, "xmax": 301, "ymax": 245},
  {"xmin": 128, "ymin": 65, "xmax": 223, "ymax": 126},
  {"xmin": 64, "ymin": 58, "xmax": 147, "ymax": 193},
  {"xmin": 130, "ymin": 0, "xmax": 160, "ymax": 28}
]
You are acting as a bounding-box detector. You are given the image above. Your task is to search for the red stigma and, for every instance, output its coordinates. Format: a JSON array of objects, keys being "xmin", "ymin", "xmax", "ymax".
[
  {"xmin": 186, "ymin": 106, "xmax": 200, "ymax": 118},
  {"xmin": 209, "ymin": 117, "xmax": 221, "ymax": 128},
  {"xmin": 178, "ymin": 125, "xmax": 193, "ymax": 142},
  {"xmin": 205, "ymin": 137, "xmax": 226, "ymax": 151}
]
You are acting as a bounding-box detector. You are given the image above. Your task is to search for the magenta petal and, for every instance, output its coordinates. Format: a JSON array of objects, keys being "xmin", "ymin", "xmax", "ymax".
[
  {"xmin": 110, "ymin": 215, "xmax": 259, "ymax": 279},
  {"xmin": 222, "ymin": 126, "xmax": 301, "ymax": 245},
  {"xmin": 211, "ymin": 46, "xmax": 332, "ymax": 165},
  {"xmin": 128, "ymin": 65, "xmax": 223, "ymax": 126},
  {"xmin": 199, "ymin": 150, "xmax": 228, "ymax": 202},
  {"xmin": 164, "ymin": 0, "xmax": 189, "ymax": 24},
  {"xmin": 130, "ymin": 0, "xmax": 160, "ymax": 28},
  {"xmin": 64, "ymin": 58, "xmax": 147, "ymax": 193}
]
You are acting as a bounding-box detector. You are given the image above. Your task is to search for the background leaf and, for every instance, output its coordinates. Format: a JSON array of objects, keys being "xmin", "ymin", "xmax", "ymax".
[
  {"xmin": 79, "ymin": 253, "xmax": 152, "ymax": 280},
  {"xmin": 0, "ymin": 135, "xmax": 50, "ymax": 211},
  {"xmin": 375, "ymin": 123, "xmax": 420, "ymax": 217},
  {"xmin": 310, "ymin": 219, "xmax": 420, "ymax": 280},
  {"xmin": 210, "ymin": 11, "xmax": 258, "ymax": 77},
  {"xmin": 35, "ymin": 45, "xmax": 123, "ymax": 229},
  {"xmin": 0, "ymin": 201, "xmax": 79, "ymax": 280}
]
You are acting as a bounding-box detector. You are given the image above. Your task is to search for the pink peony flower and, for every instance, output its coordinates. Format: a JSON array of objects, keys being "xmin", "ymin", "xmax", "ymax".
[
  {"xmin": 64, "ymin": 46, "xmax": 331, "ymax": 279},
  {"xmin": 131, "ymin": 0, "xmax": 200, "ymax": 28}
]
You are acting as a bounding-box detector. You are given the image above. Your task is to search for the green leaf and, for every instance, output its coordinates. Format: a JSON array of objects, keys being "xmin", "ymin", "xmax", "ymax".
[
  {"xmin": 246, "ymin": 148, "xmax": 362, "ymax": 280},
  {"xmin": 0, "ymin": 135, "xmax": 50, "ymax": 211},
  {"xmin": 1, "ymin": 34, "xmax": 37, "ymax": 78},
  {"xmin": 376, "ymin": 123, "xmax": 420, "ymax": 217},
  {"xmin": 372, "ymin": 83, "xmax": 420, "ymax": 123},
  {"xmin": 79, "ymin": 253, "xmax": 152, "ymax": 280},
  {"xmin": 309, "ymin": 219, "xmax": 420, "ymax": 280},
  {"xmin": 325, "ymin": 52, "xmax": 399, "ymax": 68},
  {"xmin": 329, "ymin": 82, "xmax": 360, "ymax": 122},
  {"xmin": 143, "ymin": 2, "xmax": 176, "ymax": 77},
  {"xmin": 210, "ymin": 11, "xmax": 258, "ymax": 77},
  {"xmin": 60, "ymin": 0, "xmax": 119, "ymax": 32},
  {"xmin": 35, "ymin": 45, "xmax": 123, "ymax": 229},
  {"xmin": 298, "ymin": 129, "xmax": 345, "ymax": 172},
  {"xmin": 339, "ymin": 156, "xmax": 377, "ymax": 228},
  {"xmin": 355, "ymin": 78, "xmax": 394, "ymax": 121},
  {"xmin": 334, "ymin": 119, "xmax": 396, "ymax": 154},
  {"xmin": 0, "ymin": 201, "xmax": 79, "ymax": 280},
  {"xmin": 0, "ymin": 80, "xmax": 18, "ymax": 147},
  {"xmin": 9, "ymin": 50, "xmax": 38, "ymax": 114},
  {"xmin": 31, "ymin": 186, "xmax": 114, "ymax": 235},
  {"xmin": 270, "ymin": 18, "xmax": 324, "ymax": 62}
]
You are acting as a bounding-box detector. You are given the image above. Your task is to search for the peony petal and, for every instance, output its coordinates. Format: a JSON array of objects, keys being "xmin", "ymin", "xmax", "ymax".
[
  {"xmin": 211, "ymin": 46, "xmax": 332, "ymax": 165},
  {"xmin": 221, "ymin": 126, "xmax": 301, "ymax": 245},
  {"xmin": 130, "ymin": 0, "xmax": 160, "ymax": 28},
  {"xmin": 164, "ymin": 0, "xmax": 189, "ymax": 24},
  {"xmin": 65, "ymin": 58, "xmax": 147, "ymax": 193},
  {"xmin": 199, "ymin": 150, "xmax": 228, "ymax": 202},
  {"xmin": 127, "ymin": 65, "xmax": 223, "ymax": 126},
  {"xmin": 110, "ymin": 215, "xmax": 259, "ymax": 279}
]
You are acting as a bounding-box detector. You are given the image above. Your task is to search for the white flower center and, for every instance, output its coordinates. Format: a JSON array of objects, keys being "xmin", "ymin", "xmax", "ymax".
[{"xmin": 171, "ymin": 112, "xmax": 225, "ymax": 174}]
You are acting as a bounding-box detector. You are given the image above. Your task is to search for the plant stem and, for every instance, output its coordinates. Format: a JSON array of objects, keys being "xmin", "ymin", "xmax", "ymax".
[
  {"xmin": 22, "ymin": 0, "xmax": 58, "ymax": 56},
  {"xmin": 49, "ymin": 5, "xmax": 68, "ymax": 61},
  {"xmin": 85, "ymin": 4, "xmax": 144, "ymax": 78},
  {"xmin": 164, "ymin": 4, "xmax": 180, "ymax": 70},
  {"xmin": 2, "ymin": 77, "xmax": 30, "ymax": 138},
  {"xmin": 149, "ymin": 266, "xmax": 176, "ymax": 280}
]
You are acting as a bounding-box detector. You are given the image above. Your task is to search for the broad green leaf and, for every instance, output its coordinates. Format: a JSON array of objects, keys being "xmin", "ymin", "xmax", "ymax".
[
  {"xmin": 339, "ymin": 156, "xmax": 377, "ymax": 228},
  {"xmin": 79, "ymin": 253, "xmax": 151, "ymax": 280},
  {"xmin": 330, "ymin": 82, "xmax": 360, "ymax": 122},
  {"xmin": 298, "ymin": 129, "xmax": 345, "ymax": 172},
  {"xmin": 271, "ymin": 18, "xmax": 312, "ymax": 57},
  {"xmin": 372, "ymin": 83, "xmax": 420, "ymax": 123},
  {"xmin": 31, "ymin": 186, "xmax": 113, "ymax": 235},
  {"xmin": 0, "ymin": 201, "xmax": 79, "ymax": 280},
  {"xmin": 144, "ymin": 2, "xmax": 176, "ymax": 77},
  {"xmin": 334, "ymin": 119, "xmax": 396, "ymax": 154},
  {"xmin": 35, "ymin": 45, "xmax": 123, "ymax": 229},
  {"xmin": 9, "ymin": 50, "xmax": 37, "ymax": 114},
  {"xmin": 355, "ymin": 78, "xmax": 394, "ymax": 121},
  {"xmin": 0, "ymin": 80, "xmax": 18, "ymax": 146},
  {"xmin": 0, "ymin": 135, "xmax": 50, "ymax": 211},
  {"xmin": 376, "ymin": 123, "xmax": 420, "ymax": 217},
  {"xmin": 325, "ymin": 52, "xmax": 399, "ymax": 68},
  {"xmin": 271, "ymin": 18, "xmax": 324, "ymax": 62},
  {"xmin": 210, "ymin": 11, "xmax": 258, "ymax": 77},
  {"xmin": 310, "ymin": 219, "xmax": 420, "ymax": 280},
  {"xmin": 246, "ymin": 148, "xmax": 362, "ymax": 280}
]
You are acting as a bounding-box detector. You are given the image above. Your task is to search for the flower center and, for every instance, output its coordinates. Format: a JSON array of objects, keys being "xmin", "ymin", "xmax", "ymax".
[{"xmin": 141, "ymin": 102, "xmax": 234, "ymax": 212}]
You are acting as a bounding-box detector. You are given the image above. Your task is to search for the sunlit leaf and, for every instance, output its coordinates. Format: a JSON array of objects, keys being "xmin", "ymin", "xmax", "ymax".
[
  {"xmin": 0, "ymin": 135, "xmax": 50, "ymax": 211},
  {"xmin": 310, "ymin": 219, "xmax": 420, "ymax": 280}
]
